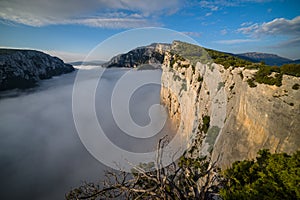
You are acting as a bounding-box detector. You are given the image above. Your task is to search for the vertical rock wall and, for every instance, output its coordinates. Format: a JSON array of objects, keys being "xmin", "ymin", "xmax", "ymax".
[{"xmin": 161, "ymin": 53, "xmax": 300, "ymax": 168}]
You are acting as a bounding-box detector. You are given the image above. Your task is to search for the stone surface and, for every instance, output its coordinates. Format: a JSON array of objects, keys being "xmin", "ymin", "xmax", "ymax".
[
  {"xmin": 0, "ymin": 49, "xmax": 74, "ymax": 91},
  {"xmin": 211, "ymin": 71, "xmax": 300, "ymax": 168}
]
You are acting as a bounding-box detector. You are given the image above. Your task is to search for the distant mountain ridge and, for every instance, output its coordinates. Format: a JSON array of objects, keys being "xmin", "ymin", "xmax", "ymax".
[
  {"xmin": 103, "ymin": 43, "xmax": 299, "ymax": 68},
  {"xmin": 68, "ymin": 60, "xmax": 106, "ymax": 66},
  {"xmin": 0, "ymin": 49, "xmax": 74, "ymax": 91},
  {"xmin": 235, "ymin": 52, "xmax": 294, "ymax": 66}
]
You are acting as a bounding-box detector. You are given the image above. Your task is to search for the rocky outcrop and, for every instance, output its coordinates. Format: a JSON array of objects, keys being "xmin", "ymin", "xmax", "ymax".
[
  {"xmin": 160, "ymin": 41, "xmax": 300, "ymax": 168},
  {"xmin": 0, "ymin": 49, "xmax": 74, "ymax": 91},
  {"xmin": 103, "ymin": 43, "xmax": 171, "ymax": 68}
]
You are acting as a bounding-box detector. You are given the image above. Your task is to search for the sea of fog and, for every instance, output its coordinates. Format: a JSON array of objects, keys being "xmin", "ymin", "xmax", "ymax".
[{"xmin": 0, "ymin": 67, "xmax": 174, "ymax": 200}]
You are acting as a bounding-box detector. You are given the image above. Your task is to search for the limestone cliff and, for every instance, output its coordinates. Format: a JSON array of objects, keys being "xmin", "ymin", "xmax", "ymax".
[
  {"xmin": 211, "ymin": 71, "xmax": 300, "ymax": 167},
  {"xmin": 160, "ymin": 41, "xmax": 300, "ymax": 168},
  {"xmin": 0, "ymin": 49, "xmax": 74, "ymax": 91}
]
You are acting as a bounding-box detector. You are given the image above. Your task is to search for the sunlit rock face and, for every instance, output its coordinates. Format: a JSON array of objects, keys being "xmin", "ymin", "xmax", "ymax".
[
  {"xmin": 211, "ymin": 72, "xmax": 300, "ymax": 168},
  {"xmin": 160, "ymin": 41, "xmax": 300, "ymax": 168},
  {"xmin": 0, "ymin": 49, "xmax": 74, "ymax": 91}
]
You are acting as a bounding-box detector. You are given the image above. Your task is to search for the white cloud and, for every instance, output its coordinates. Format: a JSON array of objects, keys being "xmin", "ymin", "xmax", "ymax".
[
  {"xmin": 0, "ymin": 0, "xmax": 179, "ymax": 28},
  {"xmin": 214, "ymin": 39, "xmax": 258, "ymax": 44},
  {"xmin": 238, "ymin": 16, "xmax": 300, "ymax": 37},
  {"xmin": 241, "ymin": 21, "xmax": 253, "ymax": 27},
  {"xmin": 205, "ymin": 12, "xmax": 212, "ymax": 17}
]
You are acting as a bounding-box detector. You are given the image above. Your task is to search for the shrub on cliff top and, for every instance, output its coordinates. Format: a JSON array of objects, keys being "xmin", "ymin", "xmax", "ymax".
[
  {"xmin": 220, "ymin": 150, "xmax": 300, "ymax": 200},
  {"xmin": 254, "ymin": 65, "xmax": 282, "ymax": 87},
  {"xmin": 292, "ymin": 83, "xmax": 299, "ymax": 90},
  {"xmin": 281, "ymin": 63, "xmax": 300, "ymax": 77}
]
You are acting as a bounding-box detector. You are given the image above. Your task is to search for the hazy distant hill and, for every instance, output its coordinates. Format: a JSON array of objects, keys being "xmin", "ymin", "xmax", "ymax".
[
  {"xmin": 290, "ymin": 59, "xmax": 300, "ymax": 64},
  {"xmin": 68, "ymin": 60, "xmax": 106, "ymax": 66},
  {"xmin": 236, "ymin": 52, "xmax": 292, "ymax": 66}
]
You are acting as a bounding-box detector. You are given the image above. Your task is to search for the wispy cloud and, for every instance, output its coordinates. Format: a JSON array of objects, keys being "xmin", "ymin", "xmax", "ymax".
[
  {"xmin": 0, "ymin": 13, "xmax": 157, "ymax": 28},
  {"xmin": 63, "ymin": 17, "xmax": 158, "ymax": 29},
  {"xmin": 182, "ymin": 31, "xmax": 201, "ymax": 37},
  {"xmin": 267, "ymin": 8, "xmax": 272, "ymax": 13},
  {"xmin": 199, "ymin": 0, "xmax": 271, "ymax": 10},
  {"xmin": 240, "ymin": 21, "xmax": 253, "ymax": 27},
  {"xmin": 0, "ymin": 0, "xmax": 179, "ymax": 28},
  {"xmin": 271, "ymin": 37, "xmax": 300, "ymax": 48},
  {"xmin": 0, "ymin": 46, "xmax": 87, "ymax": 62},
  {"xmin": 199, "ymin": 1, "xmax": 219, "ymax": 11},
  {"xmin": 220, "ymin": 29, "xmax": 228, "ymax": 35},
  {"xmin": 205, "ymin": 12, "xmax": 212, "ymax": 17},
  {"xmin": 214, "ymin": 39, "xmax": 258, "ymax": 44},
  {"xmin": 238, "ymin": 16, "xmax": 300, "ymax": 37}
]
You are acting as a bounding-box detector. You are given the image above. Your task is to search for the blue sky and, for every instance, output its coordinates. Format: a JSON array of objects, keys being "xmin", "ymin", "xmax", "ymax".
[{"xmin": 0, "ymin": 0, "xmax": 300, "ymax": 61}]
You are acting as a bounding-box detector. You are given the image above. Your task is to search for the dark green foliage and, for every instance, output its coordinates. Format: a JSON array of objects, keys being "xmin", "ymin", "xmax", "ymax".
[
  {"xmin": 292, "ymin": 83, "xmax": 299, "ymax": 90},
  {"xmin": 170, "ymin": 41, "xmax": 298, "ymax": 89},
  {"xmin": 191, "ymin": 65, "xmax": 196, "ymax": 74},
  {"xmin": 171, "ymin": 41, "xmax": 211, "ymax": 65},
  {"xmin": 238, "ymin": 71, "xmax": 244, "ymax": 79},
  {"xmin": 205, "ymin": 49, "xmax": 252, "ymax": 69},
  {"xmin": 198, "ymin": 75, "xmax": 203, "ymax": 82},
  {"xmin": 217, "ymin": 82, "xmax": 225, "ymax": 91},
  {"xmin": 254, "ymin": 65, "xmax": 282, "ymax": 87},
  {"xmin": 170, "ymin": 59, "xmax": 175, "ymax": 67},
  {"xmin": 246, "ymin": 63, "xmax": 299, "ymax": 87},
  {"xmin": 170, "ymin": 54, "xmax": 190, "ymax": 69},
  {"xmin": 281, "ymin": 63, "xmax": 300, "ymax": 77},
  {"xmin": 220, "ymin": 150, "xmax": 300, "ymax": 200},
  {"xmin": 200, "ymin": 115, "xmax": 210, "ymax": 133},
  {"xmin": 247, "ymin": 78, "xmax": 257, "ymax": 88},
  {"xmin": 244, "ymin": 64, "xmax": 261, "ymax": 69}
]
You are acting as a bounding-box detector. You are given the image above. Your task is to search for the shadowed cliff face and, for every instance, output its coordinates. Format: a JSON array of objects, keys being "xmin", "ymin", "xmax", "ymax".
[
  {"xmin": 0, "ymin": 49, "xmax": 74, "ymax": 91},
  {"xmin": 103, "ymin": 43, "xmax": 171, "ymax": 68}
]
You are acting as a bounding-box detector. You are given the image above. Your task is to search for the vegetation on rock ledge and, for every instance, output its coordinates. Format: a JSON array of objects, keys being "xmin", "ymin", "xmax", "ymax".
[{"xmin": 221, "ymin": 150, "xmax": 300, "ymax": 200}]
